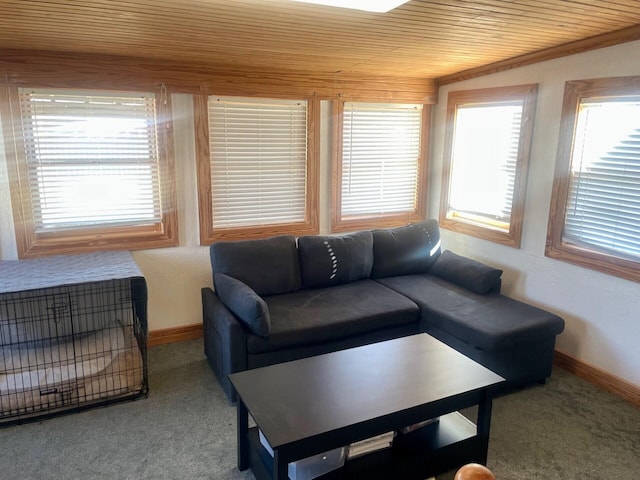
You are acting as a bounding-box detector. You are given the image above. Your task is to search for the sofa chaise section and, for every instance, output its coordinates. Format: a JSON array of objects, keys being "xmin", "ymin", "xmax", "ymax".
[{"xmin": 376, "ymin": 255, "xmax": 565, "ymax": 388}]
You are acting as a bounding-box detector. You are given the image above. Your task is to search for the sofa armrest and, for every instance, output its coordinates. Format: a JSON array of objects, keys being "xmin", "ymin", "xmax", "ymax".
[
  {"xmin": 201, "ymin": 287, "xmax": 248, "ymax": 402},
  {"xmin": 429, "ymin": 250, "xmax": 503, "ymax": 295},
  {"xmin": 214, "ymin": 273, "xmax": 271, "ymax": 337}
]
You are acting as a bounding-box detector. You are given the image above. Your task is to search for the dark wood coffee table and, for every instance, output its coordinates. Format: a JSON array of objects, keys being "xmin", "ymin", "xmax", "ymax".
[{"xmin": 229, "ymin": 333, "xmax": 505, "ymax": 480}]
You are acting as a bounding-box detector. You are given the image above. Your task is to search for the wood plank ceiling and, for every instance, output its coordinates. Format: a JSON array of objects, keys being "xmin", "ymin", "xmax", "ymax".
[{"xmin": 1, "ymin": 0, "xmax": 640, "ymax": 82}]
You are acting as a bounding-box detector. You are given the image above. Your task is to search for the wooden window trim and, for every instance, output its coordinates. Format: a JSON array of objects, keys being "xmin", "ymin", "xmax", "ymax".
[
  {"xmin": 194, "ymin": 94, "xmax": 319, "ymax": 244},
  {"xmin": 0, "ymin": 84, "xmax": 178, "ymax": 259},
  {"xmin": 439, "ymin": 84, "xmax": 538, "ymax": 248},
  {"xmin": 331, "ymin": 101, "xmax": 429, "ymax": 233},
  {"xmin": 546, "ymin": 76, "xmax": 640, "ymax": 283}
]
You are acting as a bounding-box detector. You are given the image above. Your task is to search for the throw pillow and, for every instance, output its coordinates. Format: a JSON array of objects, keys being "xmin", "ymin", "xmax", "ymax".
[
  {"xmin": 214, "ymin": 273, "xmax": 271, "ymax": 337},
  {"xmin": 297, "ymin": 230, "xmax": 374, "ymax": 289},
  {"xmin": 429, "ymin": 250, "xmax": 503, "ymax": 294},
  {"xmin": 210, "ymin": 235, "xmax": 301, "ymax": 296},
  {"xmin": 371, "ymin": 219, "xmax": 441, "ymax": 278}
]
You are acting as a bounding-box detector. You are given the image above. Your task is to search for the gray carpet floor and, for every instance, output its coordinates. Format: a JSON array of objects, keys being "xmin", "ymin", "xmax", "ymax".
[{"xmin": 1, "ymin": 339, "xmax": 638, "ymax": 480}]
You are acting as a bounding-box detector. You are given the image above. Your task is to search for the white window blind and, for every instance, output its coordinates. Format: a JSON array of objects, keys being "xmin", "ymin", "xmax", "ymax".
[
  {"xmin": 341, "ymin": 102, "xmax": 422, "ymax": 217},
  {"xmin": 208, "ymin": 96, "xmax": 307, "ymax": 228},
  {"xmin": 564, "ymin": 99, "xmax": 640, "ymax": 260},
  {"xmin": 448, "ymin": 103, "xmax": 523, "ymax": 227},
  {"xmin": 18, "ymin": 88, "xmax": 162, "ymax": 233}
]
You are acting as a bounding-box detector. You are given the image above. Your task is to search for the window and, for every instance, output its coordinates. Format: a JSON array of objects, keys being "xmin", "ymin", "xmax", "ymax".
[
  {"xmin": 546, "ymin": 76, "xmax": 640, "ymax": 282},
  {"xmin": 440, "ymin": 85, "xmax": 537, "ymax": 247},
  {"xmin": 332, "ymin": 101, "xmax": 427, "ymax": 232},
  {"xmin": 1, "ymin": 86, "xmax": 177, "ymax": 258},
  {"xmin": 195, "ymin": 95, "xmax": 319, "ymax": 243}
]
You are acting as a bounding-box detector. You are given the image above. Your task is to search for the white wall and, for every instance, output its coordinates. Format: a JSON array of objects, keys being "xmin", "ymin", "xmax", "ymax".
[
  {"xmin": 1, "ymin": 44, "xmax": 639, "ymax": 387},
  {"xmin": 430, "ymin": 40, "xmax": 640, "ymax": 387},
  {"xmin": 130, "ymin": 94, "xmax": 211, "ymax": 331}
]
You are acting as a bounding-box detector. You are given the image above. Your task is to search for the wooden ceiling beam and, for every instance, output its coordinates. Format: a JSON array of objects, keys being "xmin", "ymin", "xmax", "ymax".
[{"xmin": 0, "ymin": 49, "xmax": 438, "ymax": 104}]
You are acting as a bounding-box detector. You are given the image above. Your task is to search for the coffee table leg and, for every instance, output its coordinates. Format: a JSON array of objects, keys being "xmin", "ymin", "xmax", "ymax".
[
  {"xmin": 237, "ymin": 398, "xmax": 249, "ymax": 471},
  {"xmin": 476, "ymin": 390, "xmax": 494, "ymax": 465},
  {"xmin": 273, "ymin": 450, "xmax": 288, "ymax": 480}
]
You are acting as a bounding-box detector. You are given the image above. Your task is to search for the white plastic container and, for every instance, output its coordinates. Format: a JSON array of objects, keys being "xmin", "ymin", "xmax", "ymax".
[
  {"xmin": 259, "ymin": 430, "xmax": 346, "ymax": 480},
  {"xmin": 288, "ymin": 446, "xmax": 346, "ymax": 480},
  {"xmin": 259, "ymin": 429, "xmax": 275, "ymax": 456}
]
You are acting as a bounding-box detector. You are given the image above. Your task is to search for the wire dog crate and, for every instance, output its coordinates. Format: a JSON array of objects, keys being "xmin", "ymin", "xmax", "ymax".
[{"xmin": 0, "ymin": 252, "xmax": 148, "ymax": 427}]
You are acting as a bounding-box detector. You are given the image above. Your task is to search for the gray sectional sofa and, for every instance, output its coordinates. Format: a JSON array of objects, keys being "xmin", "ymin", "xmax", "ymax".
[{"xmin": 202, "ymin": 220, "xmax": 565, "ymax": 401}]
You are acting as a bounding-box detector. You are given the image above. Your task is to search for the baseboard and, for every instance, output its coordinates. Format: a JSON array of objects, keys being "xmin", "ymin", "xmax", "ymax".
[
  {"xmin": 148, "ymin": 324, "xmax": 203, "ymax": 346},
  {"xmin": 554, "ymin": 350, "xmax": 640, "ymax": 408}
]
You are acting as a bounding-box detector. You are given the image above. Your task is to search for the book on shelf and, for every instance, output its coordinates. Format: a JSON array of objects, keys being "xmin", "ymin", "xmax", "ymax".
[
  {"xmin": 399, "ymin": 417, "xmax": 440, "ymax": 434},
  {"xmin": 346, "ymin": 431, "xmax": 395, "ymax": 459}
]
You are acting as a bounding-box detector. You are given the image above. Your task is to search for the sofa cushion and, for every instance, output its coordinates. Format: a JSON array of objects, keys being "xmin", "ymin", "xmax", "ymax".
[
  {"xmin": 298, "ymin": 231, "xmax": 374, "ymax": 289},
  {"xmin": 210, "ymin": 235, "xmax": 301, "ymax": 296},
  {"xmin": 371, "ymin": 220, "xmax": 441, "ymax": 279},
  {"xmin": 214, "ymin": 273, "xmax": 271, "ymax": 337},
  {"xmin": 245, "ymin": 280, "xmax": 420, "ymax": 354},
  {"xmin": 429, "ymin": 250, "xmax": 503, "ymax": 294},
  {"xmin": 377, "ymin": 274, "xmax": 564, "ymax": 350}
]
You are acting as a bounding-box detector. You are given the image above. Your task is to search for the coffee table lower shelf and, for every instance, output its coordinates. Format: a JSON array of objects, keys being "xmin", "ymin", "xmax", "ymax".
[{"xmin": 246, "ymin": 411, "xmax": 480, "ymax": 480}]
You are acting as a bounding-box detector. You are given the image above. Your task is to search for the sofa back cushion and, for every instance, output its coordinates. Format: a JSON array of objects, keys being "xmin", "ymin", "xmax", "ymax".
[
  {"xmin": 371, "ymin": 220, "xmax": 441, "ymax": 279},
  {"xmin": 210, "ymin": 235, "xmax": 301, "ymax": 296},
  {"xmin": 298, "ymin": 230, "xmax": 374, "ymax": 289}
]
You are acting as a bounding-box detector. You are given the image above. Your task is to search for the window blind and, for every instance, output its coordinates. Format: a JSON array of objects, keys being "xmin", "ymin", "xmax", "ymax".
[
  {"xmin": 564, "ymin": 99, "xmax": 640, "ymax": 260},
  {"xmin": 341, "ymin": 102, "xmax": 422, "ymax": 217},
  {"xmin": 448, "ymin": 103, "xmax": 522, "ymax": 225},
  {"xmin": 208, "ymin": 96, "xmax": 307, "ymax": 228},
  {"xmin": 18, "ymin": 89, "xmax": 162, "ymax": 233}
]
